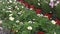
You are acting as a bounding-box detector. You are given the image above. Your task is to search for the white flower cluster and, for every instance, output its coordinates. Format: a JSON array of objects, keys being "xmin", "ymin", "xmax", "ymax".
[
  {"xmin": 9, "ymin": 0, "xmax": 12, "ymax": 3},
  {"xmin": 21, "ymin": 6, "xmax": 24, "ymax": 8},
  {"xmin": 9, "ymin": 16, "xmax": 15, "ymax": 21},
  {"xmin": 16, "ymin": 20, "xmax": 20, "ymax": 23},
  {"xmin": 51, "ymin": 20, "xmax": 56, "ymax": 24},
  {"xmin": 38, "ymin": 3, "xmax": 40, "ymax": 6},
  {"xmin": 28, "ymin": 21, "xmax": 32, "ymax": 23},
  {"xmin": 9, "ymin": 14, "xmax": 13, "ymax": 16},
  {"xmin": 15, "ymin": 6, "xmax": 19, "ymax": 10},
  {"xmin": 6, "ymin": 11, "xmax": 12, "ymax": 13},
  {"xmin": 27, "ymin": 26, "xmax": 32, "ymax": 30},
  {"xmin": 37, "ymin": 0, "xmax": 40, "ymax": 6},
  {"xmin": 38, "ymin": 0, "xmax": 40, "ymax": 1},
  {"xmin": 54, "ymin": 32, "xmax": 56, "ymax": 34},
  {"xmin": 55, "ymin": 1, "xmax": 60, "ymax": 6},
  {"xmin": 30, "ymin": 8, "xmax": 33, "ymax": 10},
  {"xmin": 0, "ymin": 20, "xmax": 2, "ymax": 24},
  {"xmin": 37, "ymin": 14, "xmax": 43, "ymax": 17}
]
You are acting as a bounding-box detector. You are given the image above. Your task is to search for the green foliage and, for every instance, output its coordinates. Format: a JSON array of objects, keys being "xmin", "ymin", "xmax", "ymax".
[
  {"xmin": 0, "ymin": 0, "xmax": 60, "ymax": 34},
  {"xmin": 55, "ymin": 4, "xmax": 60, "ymax": 19},
  {"xmin": 25, "ymin": 0, "xmax": 40, "ymax": 8}
]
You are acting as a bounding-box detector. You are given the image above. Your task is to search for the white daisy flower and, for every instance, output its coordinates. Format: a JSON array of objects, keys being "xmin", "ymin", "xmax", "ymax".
[
  {"xmin": 38, "ymin": 3, "xmax": 40, "ymax": 6},
  {"xmin": 9, "ymin": 17, "xmax": 15, "ymax": 21},
  {"xmin": 9, "ymin": 14, "xmax": 13, "ymax": 16},
  {"xmin": 28, "ymin": 21, "xmax": 32, "ymax": 23},
  {"xmin": 16, "ymin": 20, "xmax": 20, "ymax": 23},
  {"xmin": 27, "ymin": 26, "xmax": 32, "ymax": 30},
  {"xmin": 51, "ymin": 20, "xmax": 56, "ymax": 24},
  {"xmin": 0, "ymin": 20, "xmax": 2, "ymax": 24}
]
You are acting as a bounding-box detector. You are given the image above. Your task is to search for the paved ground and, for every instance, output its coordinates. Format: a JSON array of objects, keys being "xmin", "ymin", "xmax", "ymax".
[{"xmin": 0, "ymin": 27, "xmax": 10, "ymax": 34}]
